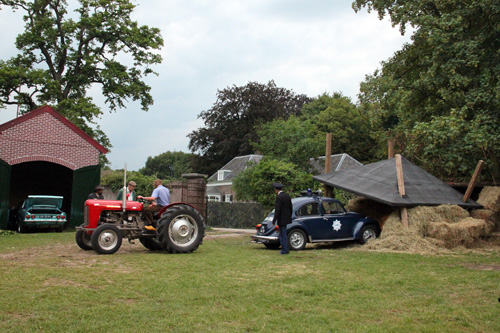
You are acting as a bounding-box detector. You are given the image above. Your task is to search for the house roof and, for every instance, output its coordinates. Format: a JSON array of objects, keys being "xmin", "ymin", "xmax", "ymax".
[
  {"xmin": 313, "ymin": 156, "xmax": 481, "ymax": 208},
  {"xmin": 309, "ymin": 153, "xmax": 362, "ymax": 174},
  {"xmin": 207, "ymin": 154, "xmax": 263, "ymax": 184},
  {"xmin": 0, "ymin": 105, "xmax": 108, "ymax": 154}
]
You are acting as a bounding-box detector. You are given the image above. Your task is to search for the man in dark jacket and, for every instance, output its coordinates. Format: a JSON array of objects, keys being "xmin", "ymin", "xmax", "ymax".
[
  {"xmin": 272, "ymin": 182, "xmax": 293, "ymax": 254},
  {"xmin": 87, "ymin": 185, "xmax": 104, "ymax": 200}
]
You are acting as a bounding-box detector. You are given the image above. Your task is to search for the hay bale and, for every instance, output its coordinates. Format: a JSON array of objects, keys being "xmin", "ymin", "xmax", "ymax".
[
  {"xmin": 476, "ymin": 186, "xmax": 500, "ymax": 212},
  {"xmin": 346, "ymin": 197, "xmax": 394, "ymax": 221},
  {"xmin": 408, "ymin": 205, "xmax": 469, "ymax": 224},
  {"xmin": 426, "ymin": 218, "xmax": 491, "ymax": 248},
  {"xmin": 470, "ymin": 209, "xmax": 500, "ymax": 230}
]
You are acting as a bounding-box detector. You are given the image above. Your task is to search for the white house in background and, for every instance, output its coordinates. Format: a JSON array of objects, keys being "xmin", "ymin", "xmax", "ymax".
[
  {"xmin": 206, "ymin": 154, "xmax": 263, "ymax": 202},
  {"xmin": 309, "ymin": 153, "xmax": 362, "ymax": 175}
]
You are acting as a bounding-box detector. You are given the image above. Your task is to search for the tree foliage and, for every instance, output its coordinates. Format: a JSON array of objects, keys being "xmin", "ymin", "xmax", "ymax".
[
  {"xmin": 252, "ymin": 116, "xmax": 323, "ymax": 171},
  {"xmin": 253, "ymin": 92, "xmax": 379, "ymax": 169},
  {"xmin": 0, "ymin": 0, "xmax": 163, "ymax": 154},
  {"xmin": 232, "ymin": 157, "xmax": 316, "ymax": 209},
  {"xmin": 188, "ymin": 80, "xmax": 311, "ymax": 175},
  {"xmin": 139, "ymin": 151, "xmax": 195, "ymax": 180},
  {"xmin": 101, "ymin": 169, "xmax": 156, "ymax": 197},
  {"xmin": 354, "ymin": 0, "xmax": 500, "ymax": 181}
]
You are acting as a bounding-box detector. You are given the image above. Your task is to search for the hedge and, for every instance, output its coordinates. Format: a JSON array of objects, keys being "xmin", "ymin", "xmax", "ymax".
[{"xmin": 207, "ymin": 202, "xmax": 268, "ymax": 229}]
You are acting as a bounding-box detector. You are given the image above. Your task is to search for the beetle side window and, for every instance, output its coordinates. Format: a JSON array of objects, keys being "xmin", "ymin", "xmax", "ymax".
[
  {"xmin": 296, "ymin": 203, "xmax": 320, "ymax": 217},
  {"xmin": 322, "ymin": 201, "xmax": 345, "ymax": 214}
]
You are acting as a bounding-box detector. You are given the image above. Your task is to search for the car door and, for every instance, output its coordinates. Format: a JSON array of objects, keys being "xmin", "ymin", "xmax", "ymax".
[
  {"xmin": 321, "ymin": 200, "xmax": 356, "ymax": 239},
  {"xmin": 294, "ymin": 202, "xmax": 331, "ymax": 241}
]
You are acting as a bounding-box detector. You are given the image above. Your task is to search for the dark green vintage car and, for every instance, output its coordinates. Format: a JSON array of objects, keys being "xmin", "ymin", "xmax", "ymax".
[{"xmin": 16, "ymin": 195, "xmax": 67, "ymax": 233}]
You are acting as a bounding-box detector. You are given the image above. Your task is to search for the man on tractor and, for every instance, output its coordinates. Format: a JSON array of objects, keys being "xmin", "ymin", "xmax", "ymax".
[{"xmin": 138, "ymin": 179, "xmax": 170, "ymax": 230}]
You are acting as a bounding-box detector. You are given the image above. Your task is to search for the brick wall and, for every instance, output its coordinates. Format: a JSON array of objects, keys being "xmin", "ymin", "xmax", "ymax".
[{"xmin": 0, "ymin": 112, "xmax": 99, "ymax": 170}]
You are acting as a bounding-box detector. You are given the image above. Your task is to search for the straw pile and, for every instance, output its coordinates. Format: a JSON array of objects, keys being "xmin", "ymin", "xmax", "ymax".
[
  {"xmin": 363, "ymin": 210, "xmax": 448, "ymax": 254},
  {"xmin": 362, "ymin": 186, "xmax": 500, "ymax": 253}
]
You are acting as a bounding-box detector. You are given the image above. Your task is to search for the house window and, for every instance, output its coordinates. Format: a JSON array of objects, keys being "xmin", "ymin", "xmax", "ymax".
[
  {"xmin": 217, "ymin": 170, "xmax": 231, "ymax": 181},
  {"xmin": 208, "ymin": 195, "xmax": 221, "ymax": 202},
  {"xmin": 224, "ymin": 194, "xmax": 233, "ymax": 203}
]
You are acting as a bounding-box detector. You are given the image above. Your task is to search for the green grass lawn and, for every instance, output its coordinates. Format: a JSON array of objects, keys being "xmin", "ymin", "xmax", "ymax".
[{"xmin": 0, "ymin": 231, "xmax": 499, "ymax": 332}]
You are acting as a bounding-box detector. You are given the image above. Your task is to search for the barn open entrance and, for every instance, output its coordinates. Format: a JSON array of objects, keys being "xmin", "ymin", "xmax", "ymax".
[{"xmin": 9, "ymin": 162, "xmax": 73, "ymax": 217}]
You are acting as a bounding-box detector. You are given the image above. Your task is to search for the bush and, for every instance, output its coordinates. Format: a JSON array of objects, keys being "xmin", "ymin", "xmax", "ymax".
[{"xmin": 207, "ymin": 202, "xmax": 267, "ymax": 228}]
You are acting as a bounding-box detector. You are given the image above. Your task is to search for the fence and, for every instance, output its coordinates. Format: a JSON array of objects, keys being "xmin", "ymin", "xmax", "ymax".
[{"xmin": 207, "ymin": 202, "xmax": 267, "ymax": 229}]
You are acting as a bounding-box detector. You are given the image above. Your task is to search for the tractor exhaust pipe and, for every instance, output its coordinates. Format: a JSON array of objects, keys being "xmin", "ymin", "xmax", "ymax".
[{"xmin": 122, "ymin": 163, "xmax": 127, "ymax": 213}]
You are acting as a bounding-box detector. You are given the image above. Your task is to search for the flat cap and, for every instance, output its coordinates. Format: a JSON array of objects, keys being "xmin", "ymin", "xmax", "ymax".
[{"xmin": 272, "ymin": 182, "xmax": 283, "ymax": 190}]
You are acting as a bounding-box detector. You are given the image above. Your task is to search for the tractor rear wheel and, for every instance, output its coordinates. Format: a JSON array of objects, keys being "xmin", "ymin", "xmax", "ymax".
[{"xmin": 157, "ymin": 205, "xmax": 205, "ymax": 253}]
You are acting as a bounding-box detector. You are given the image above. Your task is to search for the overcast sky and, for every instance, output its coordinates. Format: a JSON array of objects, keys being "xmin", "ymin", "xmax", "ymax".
[{"xmin": 0, "ymin": 0, "xmax": 411, "ymax": 171}]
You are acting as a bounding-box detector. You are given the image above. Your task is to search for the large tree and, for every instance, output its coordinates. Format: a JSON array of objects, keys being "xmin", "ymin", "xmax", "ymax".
[
  {"xmin": 188, "ymin": 80, "xmax": 311, "ymax": 175},
  {"xmin": 0, "ymin": 0, "xmax": 163, "ymax": 152},
  {"xmin": 354, "ymin": 0, "xmax": 500, "ymax": 182}
]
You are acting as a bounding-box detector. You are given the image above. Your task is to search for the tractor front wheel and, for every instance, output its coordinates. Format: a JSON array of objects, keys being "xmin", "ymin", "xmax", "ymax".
[
  {"xmin": 75, "ymin": 227, "xmax": 93, "ymax": 251},
  {"xmin": 91, "ymin": 224, "xmax": 122, "ymax": 255}
]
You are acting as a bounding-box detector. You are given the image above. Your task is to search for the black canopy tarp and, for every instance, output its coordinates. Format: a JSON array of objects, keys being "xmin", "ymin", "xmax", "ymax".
[{"xmin": 313, "ymin": 156, "xmax": 481, "ymax": 208}]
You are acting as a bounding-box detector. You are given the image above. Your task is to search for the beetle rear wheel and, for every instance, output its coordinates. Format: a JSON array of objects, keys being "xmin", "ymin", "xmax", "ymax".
[{"xmin": 288, "ymin": 229, "xmax": 307, "ymax": 251}]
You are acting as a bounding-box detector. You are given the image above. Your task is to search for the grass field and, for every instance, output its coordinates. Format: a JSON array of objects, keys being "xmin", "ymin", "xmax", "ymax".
[{"xmin": 1, "ymin": 231, "xmax": 499, "ymax": 332}]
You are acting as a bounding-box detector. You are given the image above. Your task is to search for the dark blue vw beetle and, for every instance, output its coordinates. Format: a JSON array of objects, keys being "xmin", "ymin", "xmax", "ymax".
[{"xmin": 251, "ymin": 191, "xmax": 381, "ymax": 251}]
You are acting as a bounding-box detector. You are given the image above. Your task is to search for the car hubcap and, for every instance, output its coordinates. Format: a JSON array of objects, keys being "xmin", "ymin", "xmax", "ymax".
[
  {"xmin": 363, "ymin": 229, "xmax": 376, "ymax": 242},
  {"xmin": 290, "ymin": 232, "xmax": 304, "ymax": 248},
  {"xmin": 98, "ymin": 230, "xmax": 118, "ymax": 250},
  {"xmin": 169, "ymin": 215, "xmax": 198, "ymax": 246}
]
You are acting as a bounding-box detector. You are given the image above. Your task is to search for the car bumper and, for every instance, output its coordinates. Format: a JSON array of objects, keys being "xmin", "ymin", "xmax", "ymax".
[
  {"xmin": 251, "ymin": 234, "xmax": 279, "ymax": 243},
  {"xmin": 23, "ymin": 220, "xmax": 66, "ymax": 227}
]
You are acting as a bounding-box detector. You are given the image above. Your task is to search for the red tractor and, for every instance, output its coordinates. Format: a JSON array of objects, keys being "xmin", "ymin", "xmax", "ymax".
[{"xmin": 75, "ymin": 198, "xmax": 205, "ymax": 255}]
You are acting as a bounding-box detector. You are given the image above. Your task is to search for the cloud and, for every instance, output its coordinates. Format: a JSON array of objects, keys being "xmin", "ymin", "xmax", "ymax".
[{"xmin": 0, "ymin": 0, "xmax": 411, "ymax": 171}]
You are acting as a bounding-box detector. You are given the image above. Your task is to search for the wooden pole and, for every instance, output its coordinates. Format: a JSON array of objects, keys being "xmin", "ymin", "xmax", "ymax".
[
  {"xmin": 463, "ymin": 160, "xmax": 484, "ymax": 202},
  {"xmin": 395, "ymin": 154, "xmax": 406, "ymax": 197},
  {"xmin": 388, "ymin": 139, "xmax": 395, "ymax": 159},
  {"xmin": 324, "ymin": 133, "xmax": 334, "ymax": 197},
  {"xmin": 325, "ymin": 133, "xmax": 332, "ymax": 174},
  {"xmin": 395, "ymin": 154, "xmax": 409, "ymax": 228}
]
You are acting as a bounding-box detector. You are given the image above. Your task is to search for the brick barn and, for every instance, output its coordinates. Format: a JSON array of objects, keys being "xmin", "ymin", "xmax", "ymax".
[{"xmin": 0, "ymin": 105, "xmax": 108, "ymax": 229}]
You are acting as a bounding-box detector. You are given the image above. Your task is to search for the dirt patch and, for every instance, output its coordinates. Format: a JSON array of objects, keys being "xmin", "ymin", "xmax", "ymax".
[{"xmin": 463, "ymin": 263, "xmax": 500, "ymax": 271}]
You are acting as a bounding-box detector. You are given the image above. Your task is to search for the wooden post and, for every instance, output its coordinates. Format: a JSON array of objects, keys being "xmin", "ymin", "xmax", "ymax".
[
  {"xmin": 388, "ymin": 139, "xmax": 395, "ymax": 159},
  {"xmin": 324, "ymin": 133, "xmax": 334, "ymax": 197},
  {"xmin": 463, "ymin": 160, "xmax": 484, "ymax": 202},
  {"xmin": 325, "ymin": 133, "xmax": 332, "ymax": 174},
  {"xmin": 395, "ymin": 154, "xmax": 409, "ymax": 228}
]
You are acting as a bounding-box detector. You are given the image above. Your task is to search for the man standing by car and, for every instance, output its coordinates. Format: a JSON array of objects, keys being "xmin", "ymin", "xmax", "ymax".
[
  {"xmin": 138, "ymin": 179, "xmax": 170, "ymax": 230},
  {"xmin": 272, "ymin": 182, "xmax": 293, "ymax": 255}
]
